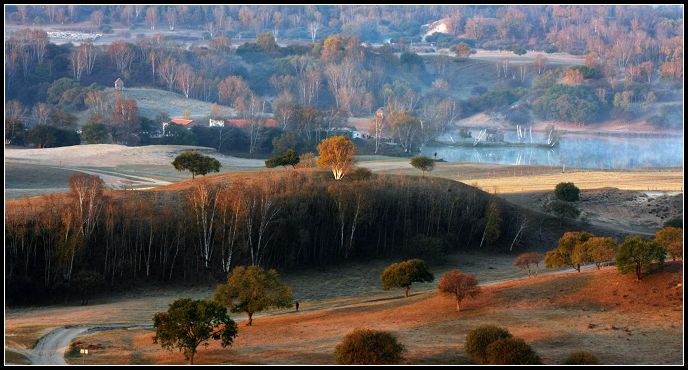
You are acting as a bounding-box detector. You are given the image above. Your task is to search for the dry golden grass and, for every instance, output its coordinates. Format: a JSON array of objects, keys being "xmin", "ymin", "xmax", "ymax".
[
  {"xmin": 68, "ymin": 263, "xmax": 683, "ymax": 365},
  {"xmin": 459, "ymin": 169, "xmax": 684, "ymax": 194},
  {"xmin": 358, "ymin": 156, "xmax": 683, "ymax": 193}
]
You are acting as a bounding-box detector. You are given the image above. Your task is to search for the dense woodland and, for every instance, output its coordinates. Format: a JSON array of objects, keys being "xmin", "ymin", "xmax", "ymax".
[
  {"xmin": 5, "ymin": 170, "xmax": 563, "ymax": 305},
  {"xmin": 5, "ymin": 5, "xmax": 684, "ymax": 156}
]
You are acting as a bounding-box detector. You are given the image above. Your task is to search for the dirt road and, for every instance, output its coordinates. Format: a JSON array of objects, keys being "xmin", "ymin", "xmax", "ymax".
[{"xmin": 25, "ymin": 326, "xmax": 91, "ymax": 365}]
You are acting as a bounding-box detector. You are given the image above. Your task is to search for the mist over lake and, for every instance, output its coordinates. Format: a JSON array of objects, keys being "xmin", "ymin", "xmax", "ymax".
[{"xmin": 423, "ymin": 131, "xmax": 684, "ymax": 169}]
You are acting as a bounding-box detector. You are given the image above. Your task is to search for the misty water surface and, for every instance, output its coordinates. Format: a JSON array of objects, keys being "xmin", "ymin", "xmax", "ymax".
[{"xmin": 421, "ymin": 131, "xmax": 684, "ymax": 169}]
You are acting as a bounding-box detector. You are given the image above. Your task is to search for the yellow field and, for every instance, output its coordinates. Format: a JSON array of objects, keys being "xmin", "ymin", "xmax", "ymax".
[
  {"xmin": 357, "ymin": 157, "xmax": 683, "ymax": 194},
  {"xmin": 460, "ymin": 169, "xmax": 684, "ymax": 194}
]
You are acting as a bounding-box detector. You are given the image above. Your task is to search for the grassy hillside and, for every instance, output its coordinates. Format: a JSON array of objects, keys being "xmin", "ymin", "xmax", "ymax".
[
  {"xmin": 61, "ymin": 262, "xmax": 682, "ymax": 365},
  {"xmin": 102, "ymin": 87, "xmax": 235, "ymax": 121}
]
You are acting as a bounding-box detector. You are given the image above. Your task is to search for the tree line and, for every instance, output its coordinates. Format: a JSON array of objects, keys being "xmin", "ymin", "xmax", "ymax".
[{"xmin": 5, "ymin": 170, "xmax": 538, "ymax": 305}]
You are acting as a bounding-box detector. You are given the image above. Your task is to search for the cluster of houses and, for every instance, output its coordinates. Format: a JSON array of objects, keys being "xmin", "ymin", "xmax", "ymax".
[
  {"xmin": 154, "ymin": 117, "xmax": 280, "ymax": 138},
  {"xmin": 155, "ymin": 116, "xmax": 368, "ymax": 141}
]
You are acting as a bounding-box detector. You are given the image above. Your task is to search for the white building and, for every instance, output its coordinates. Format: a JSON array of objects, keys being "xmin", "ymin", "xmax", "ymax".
[{"xmin": 209, "ymin": 118, "xmax": 225, "ymax": 127}]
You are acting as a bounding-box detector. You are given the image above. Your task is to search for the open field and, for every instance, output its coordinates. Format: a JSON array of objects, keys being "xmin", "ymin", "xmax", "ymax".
[
  {"xmin": 102, "ymin": 87, "xmax": 235, "ymax": 120},
  {"xmin": 357, "ymin": 156, "xmax": 683, "ymax": 193},
  {"xmin": 6, "ymin": 145, "xmax": 682, "ymax": 201},
  {"xmin": 5, "ymin": 144, "xmax": 264, "ymax": 198},
  {"xmin": 414, "ymin": 48, "xmax": 586, "ymax": 66},
  {"xmin": 26, "ymin": 262, "xmax": 683, "ymax": 365}
]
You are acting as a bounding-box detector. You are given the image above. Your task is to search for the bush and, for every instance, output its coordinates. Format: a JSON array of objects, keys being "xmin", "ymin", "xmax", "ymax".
[
  {"xmin": 464, "ymin": 325, "xmax": 513, "ymax": 364},
  {"xmin": 513, "ymin": 48, "xmax": 527, "ymax": 55},
  {"xmin": 545, "ymin": 199, "xmax": 580, "ymax": 220},
  {"xmin": 554, "ymin": 182, "xmax": 580, "ymax": 201},
  {"xmin": 485, "ymin": 338, "xmax": 542, "ymax": 365},
  {"xmin": 467, "ymin": 88, "xmax": 526, "ymax": 114},
  {"xmin": 27, "ymin": 125, "xmax": 80, "ymax": 148},
  {"xmin": 334, "ymin": 328, "xmax": 405, "ymax": 364},
  {"xmin": 350, "ymin": 167, "xmax": 373, "ymax": 181},
  {"xmin": 563, "ymin": 351, "xmax": 600, "ymax": 364},
  {"xmin": 295, "ymin": 152, "xmax": 316, "ymax": 168},
  {"xmin": 533, "ymin": 84, "xmax": 606, "ymax": 123},
  {"xmin": 663, "ymin": 216, "xmax": 682, "ymax": 229},
  {"xmin": 569, "ymin": 65, "xmax": 599, "ymax": 79}
]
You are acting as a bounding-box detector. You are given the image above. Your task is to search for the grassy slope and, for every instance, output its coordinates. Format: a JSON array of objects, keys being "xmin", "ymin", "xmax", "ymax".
[{"xmin": 64, "ymin": 262, "xmax": 683, "ymax": 365}]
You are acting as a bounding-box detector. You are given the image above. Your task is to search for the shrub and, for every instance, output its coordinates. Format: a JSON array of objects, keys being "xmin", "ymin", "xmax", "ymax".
[
  {"xmin": 533, "ymin": 84, "xmax": 606, "ymax": 123},
  {"xmin": 350, "ymin": 167, "xmax": 373, "ymax": 181},
  {"xmin": 410, "ymin": 156, "xmax": 435, "ymax": 176},
  {"xmin": 265, "ymin": 149, "xmax": 300, "ymax": 168},
  {"xmin": 464, "ymin": 325, "xmax": 513, "ymax": 364},
  {"xmin": 513, "ymin": 48, "xmax": 527, "ymax": 55},
  {"xmin": 563, "ymin": 351, "xmax": 600, "ymax": 364},
  {"xmin": 295, "ymin": 152, "xmax": 316, "ymax": 168},
  {"xmin": 663, "ymin": 216, "xmax": 682, "ymax": 229},
  {"xmin": 545, "ymin": 199, "xmax": 580, "ymax": 220},
  {"xmin": 554, "ymin": 182, "xmax": 580, "ymax": 201},
  {"xmin": 334, "ymin": 328, "xmax": 405, "ymax": 364},
  {"xmin": 485, "ymin": 337, "xmax": 542, "ymax": 365}
]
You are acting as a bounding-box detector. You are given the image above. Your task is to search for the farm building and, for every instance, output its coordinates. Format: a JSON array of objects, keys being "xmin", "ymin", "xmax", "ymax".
[
  {"xmin": 114, "ymin": 78, "xmax": 124, "ymax": 91},
  {"xmin": 209, "ymin": 118, "xmax": 225, "ymax": 127},
  {"xmin": 162, "ymin": 118, "xmax": 194, "ymax": 136}
]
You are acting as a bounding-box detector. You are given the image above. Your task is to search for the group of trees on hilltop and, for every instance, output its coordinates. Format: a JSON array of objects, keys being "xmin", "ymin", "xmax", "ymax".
[{"xmin": 6, "ymin": 169, "xmax": 535, "ymax": 305}]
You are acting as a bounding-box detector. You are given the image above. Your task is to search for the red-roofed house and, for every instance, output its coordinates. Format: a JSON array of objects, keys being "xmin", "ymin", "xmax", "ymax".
[
  {"xmin": 162, "ymin": 118, "xmax": 194, "ymax": 136},
  {"xmin": 170, "ymin": 118, "xmax": 193, "ymax": 126}
]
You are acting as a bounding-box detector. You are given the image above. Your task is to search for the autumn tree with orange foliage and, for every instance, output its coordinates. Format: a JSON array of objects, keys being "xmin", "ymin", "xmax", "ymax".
[
  {"xmin": 317, "ymin": 135, "xmax": 356, "ymax": 180},
  {"xmin": 437, "ymin": 270, "xmax": 481, "ymax": 311}
]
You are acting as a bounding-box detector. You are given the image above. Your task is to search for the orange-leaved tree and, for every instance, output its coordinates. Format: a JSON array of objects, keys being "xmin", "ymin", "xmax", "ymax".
[{"xmin": 317, "ymin": 135, "xmax": 356, "ymax": 180}]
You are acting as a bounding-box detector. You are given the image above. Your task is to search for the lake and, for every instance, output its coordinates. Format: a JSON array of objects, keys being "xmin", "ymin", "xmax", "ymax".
[{"xmin": 421, "ymin": 131, "xmax": 684, "ymax": 169}]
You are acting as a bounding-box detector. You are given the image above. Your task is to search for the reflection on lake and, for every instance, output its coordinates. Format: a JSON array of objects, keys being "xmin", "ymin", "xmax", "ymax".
[{"xmin": 421, "ymin": 131, "xmax": 684, "ymax": 169}]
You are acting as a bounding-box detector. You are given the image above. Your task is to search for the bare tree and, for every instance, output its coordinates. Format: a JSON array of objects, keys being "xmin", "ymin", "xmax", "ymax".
[
  {"xmin": 70, "ymin": 47, "xmax": 86, "ymax": 81},
  {"xmin": 108, "ymin": 41, "xmax": 136, "ymax": 77},
  {"xmin": 373, "ymin": 108, "xmax": 385, "ymax": 154},
  {"xmin": 158, "ymin": 56, "xmax": 179, "ymax": 91},
  {"xmin": 145, "ymin": 6, "xmax": 158, "ymax": 30},
  {"xmin": 176, "ymin": 63, "xmax": 195, "ymax": 99},
  {"xmin": 165, "ymin": 8, "xmax": 177, "ymax": 31},
  {"xmin": 188, "ymin": 180, "xmax": 221, "ymax": 270},
  {"xmin": 32, "ymin": 103, "xmax": 51, "ymax": 126},
  {"xmin": 82, "ymin": 39, "xmax": 98, "ymax": 76},
  {"xmin": 308, "ymin": 22, "xmax": 320, "ymax": 43},
  {"xmin": 68, "ymin": 173, "xmax": 104, "ymax": 239}
]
